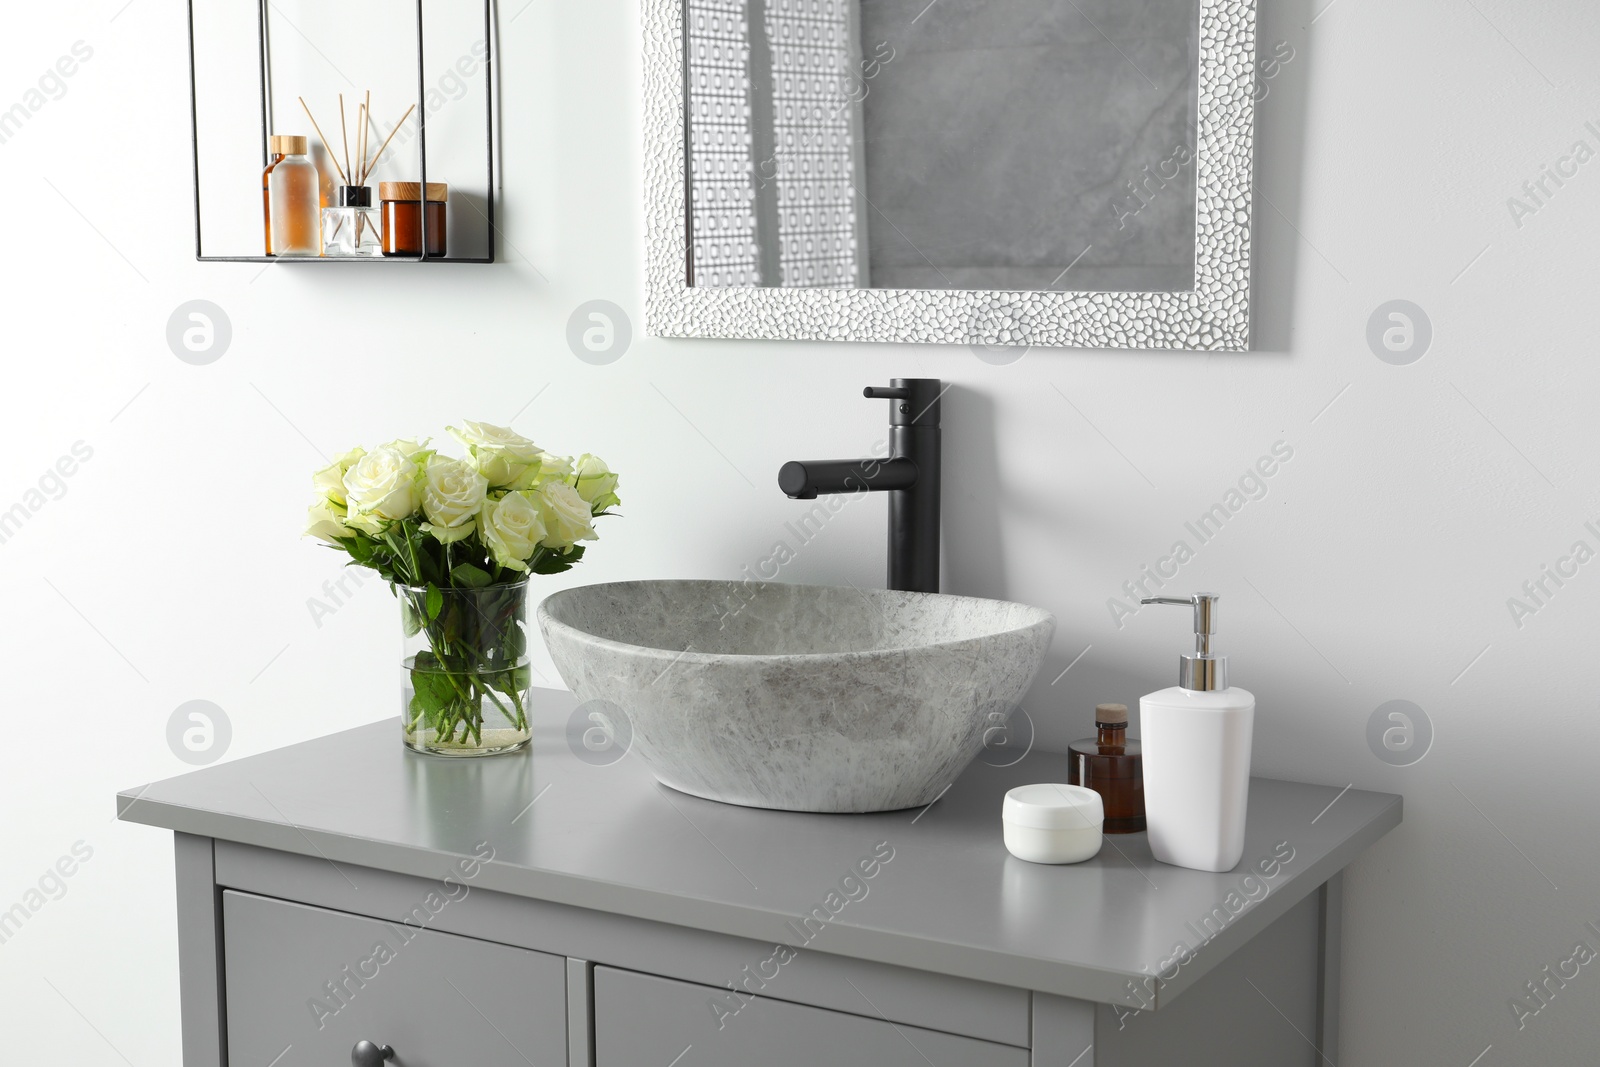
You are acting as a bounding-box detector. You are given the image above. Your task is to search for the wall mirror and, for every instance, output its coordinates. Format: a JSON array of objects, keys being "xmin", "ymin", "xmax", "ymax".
[{"xmin": 644, "ymin": 0, "xmax": 1256, "ymax": 350}]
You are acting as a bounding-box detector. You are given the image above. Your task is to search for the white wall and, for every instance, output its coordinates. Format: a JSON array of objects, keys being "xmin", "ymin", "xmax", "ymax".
[{"xmin": 2, "ymin": 1, "xmax": 1597, "ymax": 1064}]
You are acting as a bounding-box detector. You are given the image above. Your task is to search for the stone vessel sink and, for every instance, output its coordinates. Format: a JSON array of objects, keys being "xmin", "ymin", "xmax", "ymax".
[{"xmin": 537, "ymin": 580, "xmax": 1055, "ymax": 812}]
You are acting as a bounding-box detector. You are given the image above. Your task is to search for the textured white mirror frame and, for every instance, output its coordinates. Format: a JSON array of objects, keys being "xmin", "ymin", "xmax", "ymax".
[{"xmin": 643, "ymin": 0, "xmax": 1256, "ymax": 351}]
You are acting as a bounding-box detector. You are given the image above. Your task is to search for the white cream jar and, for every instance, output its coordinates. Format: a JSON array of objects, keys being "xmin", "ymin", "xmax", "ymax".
[{"xmin": 1002, "ymin": 783, "xmax": 1104, "ymax": 864}]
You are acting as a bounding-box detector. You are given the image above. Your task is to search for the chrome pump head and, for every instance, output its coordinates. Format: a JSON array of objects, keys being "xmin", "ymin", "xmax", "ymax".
[{"xmin": 1139, "ymin": 593, "xmax": 1226, "ymax": 691}]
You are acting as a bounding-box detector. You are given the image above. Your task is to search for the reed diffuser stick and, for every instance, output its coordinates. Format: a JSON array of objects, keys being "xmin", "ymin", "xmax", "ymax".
[
  {"xmin": 363, "ymin": 104, "xmax": 376, "ymax": 183},
  {"xmin": 361, "ymin": 104, "xmax": 415, "ymax": 181},
  {"xmin": 360, "ymin": 106, "xmax": 371, "ymax": 185},
  {"xmin": 360, "ymin": 91, "xmax": 372, "ymax": 183},
  {"xmin": 337, "ymin": 93, "xmax": 351, "ymax": 187},
  {"xmin": 297, "ymin": 96, "xmax": 348, "ymax": 186}
]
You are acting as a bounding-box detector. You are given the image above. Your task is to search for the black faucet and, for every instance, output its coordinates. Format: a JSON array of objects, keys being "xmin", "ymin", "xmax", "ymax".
[{"xmin": 778, "ymin": 378, "xmax": 943, "ymax": 594}]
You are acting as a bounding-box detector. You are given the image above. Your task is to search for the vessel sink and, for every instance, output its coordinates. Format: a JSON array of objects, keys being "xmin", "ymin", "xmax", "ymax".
[{"xmin": 537, "ymin": 580, "xmax": 1055, "ymax": 812}]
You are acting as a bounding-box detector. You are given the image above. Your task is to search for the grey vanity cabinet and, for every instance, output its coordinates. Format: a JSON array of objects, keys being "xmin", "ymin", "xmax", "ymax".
[
  {"xmin": 119, "ymin": 704, "xmax": 1401, "ymax": 1067},
  {"xmin": 592, "ymin": 966, "xmax": 1030, "ymax": 1067},
  {"xmin": 221, "ymin": 891, "xmax": 569, "ymax": 1067}
]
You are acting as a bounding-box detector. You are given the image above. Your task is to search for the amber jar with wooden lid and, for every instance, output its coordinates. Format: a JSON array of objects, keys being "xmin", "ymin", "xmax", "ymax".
[{"xmin": 379, "ymin": 182, "xmax": 448, "ymax": 258}]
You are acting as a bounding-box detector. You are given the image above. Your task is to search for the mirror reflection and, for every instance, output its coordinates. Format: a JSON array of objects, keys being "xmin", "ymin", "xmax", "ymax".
[{"xmin": 685, "ymin": 0, "xmax": 1200, "ymax": 292}]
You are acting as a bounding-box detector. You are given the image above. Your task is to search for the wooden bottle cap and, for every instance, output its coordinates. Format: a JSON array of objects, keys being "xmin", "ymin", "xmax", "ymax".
[
  {"xmin": 379, "ymin": 182, "xmax": 449, "ymax": 202},
  {"xmin": 1094, "ymin": 703, "xmax": 1128, "ymax": 725},
  {"xmin": 270, "ymin": 134, "xmax": 307, "ymax": 155}
]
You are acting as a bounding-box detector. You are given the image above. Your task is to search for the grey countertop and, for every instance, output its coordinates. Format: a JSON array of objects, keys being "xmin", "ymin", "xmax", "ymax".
[{"xmin": 118, "ymin": 689, "xmax": 1400, "ymax": 1007}]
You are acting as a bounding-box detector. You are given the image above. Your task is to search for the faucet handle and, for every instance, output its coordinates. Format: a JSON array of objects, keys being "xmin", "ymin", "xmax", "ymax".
[{"xmin": 864, "ymin": 379, "xmax": 943, "ymax": 427}]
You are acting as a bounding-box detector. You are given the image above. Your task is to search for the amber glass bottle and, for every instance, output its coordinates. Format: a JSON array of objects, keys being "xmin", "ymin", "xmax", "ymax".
[
  {"xmin": 268, "ymin": 136, "xmax": 320, "ymax": 256},
  {"xmin": 1068, "ymin": 703, "xmax": 1145, "ymax": 834},
  {"xmin": 261, "ymin": 135, "xmax": 293, "ymax": 255}
]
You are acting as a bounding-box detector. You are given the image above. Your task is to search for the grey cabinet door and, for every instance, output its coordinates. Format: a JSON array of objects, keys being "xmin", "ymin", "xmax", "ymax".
[
  {"xmin": 1094, "ymin": 889, "xmax": 1323, "ymax": 1067},
  {"xmin": 594, "ymin": 965, "xmax": 1030, "ymax": 1067},
  {"xmin": 222, "ymin": 890, "xmax": 567, "ymax": 1067}
]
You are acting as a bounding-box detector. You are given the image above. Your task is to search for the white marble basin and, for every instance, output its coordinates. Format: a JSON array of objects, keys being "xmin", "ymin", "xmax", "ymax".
[{"xmin": 538, "ymin": 580, "xmax": 1055, "ymax": 812}]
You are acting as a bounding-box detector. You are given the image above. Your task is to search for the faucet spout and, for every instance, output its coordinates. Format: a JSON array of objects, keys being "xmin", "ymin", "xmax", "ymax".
[
  {"xmin": 778, "ymin": 379, "xmax": 942, "ymax": 594},
  {"xmin": 778, "ymin": 457, "xmax": 918, "ymax": 500}
]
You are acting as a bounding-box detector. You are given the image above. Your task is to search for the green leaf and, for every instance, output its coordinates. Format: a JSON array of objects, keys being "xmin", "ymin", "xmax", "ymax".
[
  {"xmin": 450, "ymin": 563, "xmax": 493, "ymax": 588},
  {"xmin": 486, "ymin": 664, "xmax": 531, "ymax": 700},
  {"xmin": 426, "ymin": 583, "xmax": 443, "ymax": 620},
  {"xmin": 530, "ymin": 545, "xmax": 585, "ymax": 575},
  {"xmin": 408, "ymin": 665, "xmax": 458, "ymax": 731},
  {"xmin": 502, "ymin": 622, "xmax": 526, "ymax": 661}
]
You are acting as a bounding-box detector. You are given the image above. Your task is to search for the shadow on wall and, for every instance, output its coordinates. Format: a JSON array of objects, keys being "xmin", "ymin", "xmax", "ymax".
[
  {"xmin": 1249, "ymin": 0, "xmax": 1314, "ymax": 354},
  {"xmin": 449, "ymin": 189, "xmax": 492, "ymax": 261},
  {"xmin": 941, "ymin": 386, "xmax": 1008, "ymax": 599},
  {"xmin": 938, "ymin": 383, "xmax": 1221, "ymax": 746}
]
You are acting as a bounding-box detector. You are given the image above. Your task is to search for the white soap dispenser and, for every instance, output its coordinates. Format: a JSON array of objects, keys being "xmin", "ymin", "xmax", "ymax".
[{"xmin": 1138, "ymin": 593, "xmax": 1255, "ymax": 872}]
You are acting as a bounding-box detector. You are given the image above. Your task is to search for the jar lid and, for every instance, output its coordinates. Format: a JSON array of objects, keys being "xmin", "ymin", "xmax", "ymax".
[
  {"xmin": 380, "ymin": 182, "xmax": 449, "ymax": 202},
  {"xmin": 1003, "ymin": 783, "xmax": 1103, "ymax": 831},
  {"xmin": 270, "ymin": 134, "xmax": 307, "ymax": 155}
]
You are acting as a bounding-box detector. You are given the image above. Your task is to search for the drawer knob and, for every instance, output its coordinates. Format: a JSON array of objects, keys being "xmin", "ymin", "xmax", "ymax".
[{"xmin": 351, "ymin": 1040, "xmax": 395, "ymax": 1066}]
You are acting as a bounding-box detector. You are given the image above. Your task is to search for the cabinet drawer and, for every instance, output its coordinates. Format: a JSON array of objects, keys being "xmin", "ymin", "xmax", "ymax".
[
  {"xmin": 594, "ymin": 966, "xmax": 1029, "ymax": 1067},
  {"xmin": 222, "ymin": 891, "xmax": 567, "ymax": 1067}
]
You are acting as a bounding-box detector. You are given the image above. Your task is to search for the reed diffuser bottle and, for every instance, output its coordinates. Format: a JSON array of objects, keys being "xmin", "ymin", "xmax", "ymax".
[
  {"xmin": 296, "ymin": 91, "xmax": 418, "ymax": 260},
  {"xmin": 268, "ymin": 137, "xmax": 320, "ymax": 256},
  {"xmin": 322, "ymin": 186, "xmax": 382, "ymax": 257},
  {"xmin": 1068, "ymin": 703, "xmax": 1145, "ymax": 833}
]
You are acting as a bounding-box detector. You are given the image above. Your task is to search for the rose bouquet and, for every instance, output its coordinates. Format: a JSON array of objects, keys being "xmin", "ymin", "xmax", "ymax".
[{"xmin": 305, "ymin": 422, "xmax": 619, "ymax": 755}]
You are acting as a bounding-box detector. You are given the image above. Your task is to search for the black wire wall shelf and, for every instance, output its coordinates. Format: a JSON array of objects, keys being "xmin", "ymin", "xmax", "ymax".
[{"xmin": 185, "ymin": 0, "xmax": 499, "ymax": 264}]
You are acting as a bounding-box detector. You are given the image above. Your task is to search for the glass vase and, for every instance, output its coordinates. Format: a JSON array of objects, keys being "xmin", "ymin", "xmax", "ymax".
[{"xmin": 400, "ymin": 581, "xmax": 532, "ymax": 757}]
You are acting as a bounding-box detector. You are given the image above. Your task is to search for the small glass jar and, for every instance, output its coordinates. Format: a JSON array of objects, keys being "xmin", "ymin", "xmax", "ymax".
[
  {"xmin": 321, "ymin": 186, "xmax": 383, "ymax": 257},
  {"xmin": 380, "ymin": 182, "xmax": 448, "ymax": 258}
]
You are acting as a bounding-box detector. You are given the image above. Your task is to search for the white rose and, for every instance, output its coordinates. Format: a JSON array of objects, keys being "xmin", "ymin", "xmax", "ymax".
[
  {"xmin": 481, "ymin": 491, "xmax": 547, "ymax": 571},
  {"xmin": 449, "ymin": 421, "xmax": 544, "ymax": 487},
  {"xmin": 421, "ymin": 458, "xmax": 488, "ymax": 544},
  {"xmin": 497, "ymin": 452, "xmax": 575, "ymax": 492},
  {"xmin": 343, "ymin": 446, "xmax": 422, "ymax": 533},
  {"xmin": 536, "ymin": 452, "xmax": 574, "ymax": 483},
  {"xmin": 305, "ymin": 500, "xmax": 353, "ymax": 543},
  {"xmin": 573, "ymin": 454, "xmax": 620, "ymax": 512},
  {"xmin": 312, "ymin": 447, "xmax": 365, "ymax": 505},
  {"xmin": 534, "ymin": 480, "xmax": 598, "ymax": 549},
  {"xmin": 383, "ymin": 437, "xmax": 431, "ymax": 459}
]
